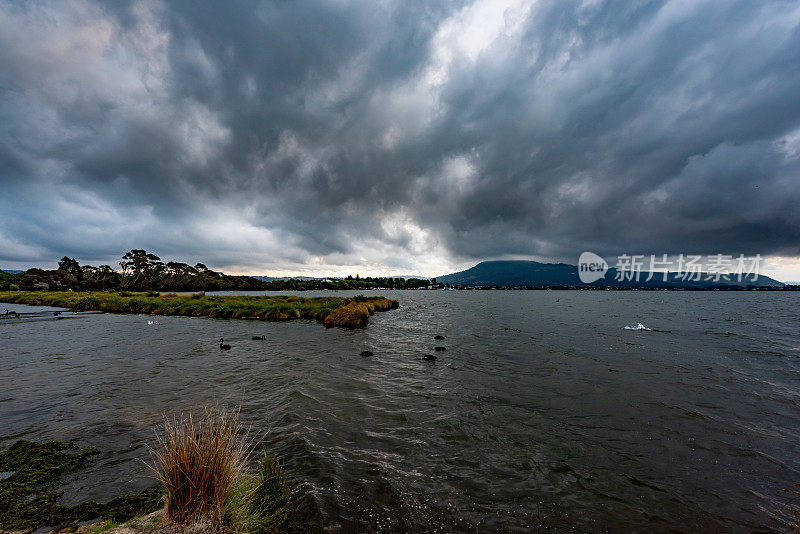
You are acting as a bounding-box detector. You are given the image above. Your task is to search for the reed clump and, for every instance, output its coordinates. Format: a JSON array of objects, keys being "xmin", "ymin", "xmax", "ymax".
[
  {"xmin": 322, "ymin": 296, "xmax": 399, "ymax": 328},
  {"xmin": 151, "ymin": 409, "xmax": 247, "ymax": 527},
  {"xmin": 323, "ymin": 301, "xmax": 371, "ymax": 328},
  {"xmin": 149, "ymin": 409, "xmax": 319, "ymax": 533},
  {"xmin": 1, "ymin": 409, "xmax": 315, "ymax": 533},
  {"xmin": 226, "ymin": 451, "xmax": 293, "ymax": 534}
]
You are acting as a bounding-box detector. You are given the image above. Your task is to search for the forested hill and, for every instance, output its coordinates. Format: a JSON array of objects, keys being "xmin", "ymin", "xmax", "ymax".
[{"xmin": 437, "ymin": 260, "xmax": 784, "ymax": 289}]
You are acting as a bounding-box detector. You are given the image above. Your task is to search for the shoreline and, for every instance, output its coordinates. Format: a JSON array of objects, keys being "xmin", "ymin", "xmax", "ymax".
[{"xmin": 0, "ymin": 291, "xmax": 399, "ymax": 329}]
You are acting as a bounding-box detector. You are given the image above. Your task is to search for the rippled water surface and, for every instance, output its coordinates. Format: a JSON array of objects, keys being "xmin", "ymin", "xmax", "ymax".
[{"xmin": 2, "ymin": 291, "xmax": 799, "ymax": 532}]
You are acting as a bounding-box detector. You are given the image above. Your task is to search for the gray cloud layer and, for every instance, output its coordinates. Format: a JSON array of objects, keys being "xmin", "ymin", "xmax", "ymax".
[{"xmin": 1, "ymin": 0, "xmax": 799, "ymax": 275}]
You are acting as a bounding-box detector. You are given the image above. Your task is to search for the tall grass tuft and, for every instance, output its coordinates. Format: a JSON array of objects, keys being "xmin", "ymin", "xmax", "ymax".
[
  {"xmin": 248, "ymin": 451, "xmax": 292, "ymax": 533},
  {"xmin": 323, "ymin": 301, "xmax": 371, "ymax": 328},
  {"xmin": 151, "ymin": 408, "xmax": 249, "ymax": 527}
]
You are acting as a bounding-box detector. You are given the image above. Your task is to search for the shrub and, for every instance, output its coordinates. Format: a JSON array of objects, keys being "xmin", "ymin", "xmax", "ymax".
[
  {"xmin": 150, "ymin": 408, "xmax": 248, "ymax": 527},
  {"xmin": 74, "ymin": 295, "xmax": 100, "ymax": 311},
  {"xmin": 8, "ymin": 283, "xmax": 20, "ymax": 291}
]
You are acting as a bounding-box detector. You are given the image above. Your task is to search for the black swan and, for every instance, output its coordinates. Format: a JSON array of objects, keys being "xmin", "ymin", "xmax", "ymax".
[
  {"xmin": 252, "ymin": 335, "xmax": 266, "ymax": 340},
  {"xmin": 434, "ymin": 335, "xmax": 445, "ymax": 340},
  {"xmin": 360, "ymin": 350, "xmax": 374, "ymax": 357},
  {"xmin": 219, "ymin": 338, "xmax": 231, "ymax": 350},
  {"xmin": 423, "ymin": 354, "xmax": 437, "ymax": 361}
]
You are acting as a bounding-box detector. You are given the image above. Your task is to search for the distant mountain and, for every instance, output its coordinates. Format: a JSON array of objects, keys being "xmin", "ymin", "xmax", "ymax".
[
  {"xmin": 437, "ymin": 261, "xmax": 578, "ymax": 287},
  {"xmin": 0, "ymin": 269, "xmax": 24, "ymax": 274},
  {"xmin": 436, "ymin": 260, "xmax": 784, "ymax": 289}
]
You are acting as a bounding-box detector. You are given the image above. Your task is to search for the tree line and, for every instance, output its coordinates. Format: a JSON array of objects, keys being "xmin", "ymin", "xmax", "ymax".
[{"xmin": 0, "ymin": 250, "xmax": 430, "ymax": 292}]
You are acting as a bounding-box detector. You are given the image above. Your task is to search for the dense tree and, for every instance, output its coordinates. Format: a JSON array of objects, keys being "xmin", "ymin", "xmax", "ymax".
[
  {"xmin": 119, "ymin": 249, "xmax": 162, "ymax": 287},
  {"xmin": 58, "ymin": 256, "xmax": 83, "ymax": 281},
  {"xmin": 81, "ymin": 264, "xmax": 120, "ymax": 290}
]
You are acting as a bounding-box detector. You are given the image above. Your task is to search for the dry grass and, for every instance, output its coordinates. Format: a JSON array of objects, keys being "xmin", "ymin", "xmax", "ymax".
[
  {"xmin": 150, "ymin": 409, "xmax": 249, "ymax": 527},
  {"xmin": 323, "ymin": 301, "xmax": 371, "ymax": 328},
  {"xmin": 322, "ymin": 296, "xmax": 400, "ymax": 328}
]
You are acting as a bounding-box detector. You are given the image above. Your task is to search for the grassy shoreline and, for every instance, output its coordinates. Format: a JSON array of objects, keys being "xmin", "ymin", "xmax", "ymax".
[
  {"xmin": 0, "ymin": 410, "xmax": 319, "ymax": 533},
  {"xmin": 0, "ymin": 291, "xmax": 398, "ymax": 328}
]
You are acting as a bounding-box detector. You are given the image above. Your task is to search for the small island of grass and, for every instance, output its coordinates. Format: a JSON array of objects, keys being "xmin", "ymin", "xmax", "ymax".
[{"xmin": 0, "ymin": 291, "xmax": 398, "ymax": 329}]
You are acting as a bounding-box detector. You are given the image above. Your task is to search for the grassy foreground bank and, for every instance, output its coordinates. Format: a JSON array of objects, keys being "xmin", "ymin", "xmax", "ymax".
[
  {"xmin": 0, "ymin": 291, "xmax": 398, "ymax": 328},
  {"xmin": 0, "ymin": 409, "xmax": 320, "ymax": 533}
]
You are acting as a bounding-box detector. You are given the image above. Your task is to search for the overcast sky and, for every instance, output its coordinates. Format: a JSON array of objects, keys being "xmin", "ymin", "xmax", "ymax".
[{"xmin": 1, "ymin": 0, "xmax": 799, "ymax": 279}]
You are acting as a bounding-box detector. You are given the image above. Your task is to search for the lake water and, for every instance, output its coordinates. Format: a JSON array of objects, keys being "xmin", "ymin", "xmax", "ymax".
[{"xmin": 1, "ymin": 290, "xmax": 799, "ymax": 532}]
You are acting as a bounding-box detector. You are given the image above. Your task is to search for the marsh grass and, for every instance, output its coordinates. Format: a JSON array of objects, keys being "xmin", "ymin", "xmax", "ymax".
[
  {"xmin": 322, "ymin": 297, "xmax": 398, "ymax": 328},
  {"xmin": 82, "ymin": 519, "xmax": 119, "ymax": 533},
  {"xmin": 1, "ymin": 417, "xmax": 313, "ymax": 533},
  {"xmin": 151, "ymin": 409, "xmax": 249, "ymax": 527},
  {"xmin": 0, "ymin": 291, "xmax": 398, "ymax": 328},
  {"xmin": 248, "ymin": 452, "xmax": 292, "ymax": 533},
  {"xmin": 149, "ymin": 409, "xmax": 319, "ymax": 534}
]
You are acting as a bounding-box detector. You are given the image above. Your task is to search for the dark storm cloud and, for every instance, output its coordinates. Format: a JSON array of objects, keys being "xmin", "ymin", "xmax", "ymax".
[{"xmin": 1, "ymin": 0, "xmax": 799, "ymax": 274}]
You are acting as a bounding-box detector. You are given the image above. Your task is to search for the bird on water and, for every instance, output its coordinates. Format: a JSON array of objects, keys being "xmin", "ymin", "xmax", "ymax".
[{"xmin": 219, "ymin": 338, "xmax": 231, "ymax": 350}]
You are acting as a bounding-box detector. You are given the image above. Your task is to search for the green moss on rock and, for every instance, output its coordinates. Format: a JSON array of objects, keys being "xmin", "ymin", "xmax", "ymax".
[{"xmin": 0, "ymin": 440, "xmax": 163, "ymax": 532}]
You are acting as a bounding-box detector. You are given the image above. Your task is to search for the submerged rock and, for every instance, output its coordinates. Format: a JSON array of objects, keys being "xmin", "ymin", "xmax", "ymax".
[
  {"xmin": 434, "ymin": 335, "xmax": 445, "ymax": 340},
  {"xmin": 434, "ymin": 346, "xmax": 447, "ymax": 352}
]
